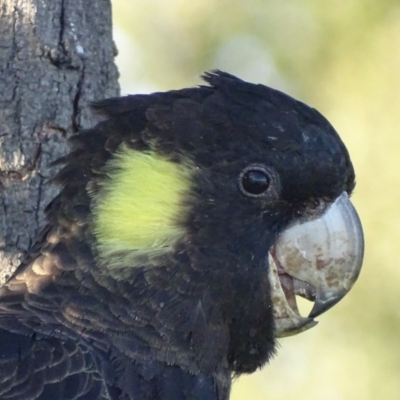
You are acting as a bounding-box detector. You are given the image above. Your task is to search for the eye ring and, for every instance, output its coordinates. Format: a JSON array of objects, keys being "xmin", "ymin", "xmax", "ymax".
[{"xmin": 239, "ymin": 165, "xmax": 278, "ymax": 198}]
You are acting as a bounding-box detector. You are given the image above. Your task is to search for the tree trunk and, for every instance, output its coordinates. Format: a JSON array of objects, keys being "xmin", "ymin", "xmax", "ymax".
[{"xmin": 0, "ymin": 0, "xmax": 119, "ymax": 284}]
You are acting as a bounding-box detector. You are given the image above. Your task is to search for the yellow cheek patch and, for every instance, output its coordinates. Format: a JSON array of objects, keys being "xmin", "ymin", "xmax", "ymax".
[{"xmin": 92, "ymin": 145, "xmax": 194, "ymax": 269}]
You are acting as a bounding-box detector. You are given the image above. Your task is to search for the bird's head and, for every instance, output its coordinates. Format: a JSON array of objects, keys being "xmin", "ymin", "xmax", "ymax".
[{"xmin": 57, "ymin": 70, "xmax": 363, "ymax": 340}]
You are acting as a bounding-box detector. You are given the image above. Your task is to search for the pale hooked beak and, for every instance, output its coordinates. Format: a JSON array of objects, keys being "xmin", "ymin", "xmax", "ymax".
[{"xmin": 269, "ymin": 192, "xmax": 364, "ymax": 338}]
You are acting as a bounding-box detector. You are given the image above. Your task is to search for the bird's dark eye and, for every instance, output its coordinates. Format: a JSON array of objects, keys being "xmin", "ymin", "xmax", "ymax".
[{"xmin": 239, "ymin": 166, "xmax": 271, "ymax": 197}]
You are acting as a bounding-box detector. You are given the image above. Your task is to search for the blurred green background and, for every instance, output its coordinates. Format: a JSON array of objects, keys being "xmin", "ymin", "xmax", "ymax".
[{"xmin": 112, "ymin": 1, "xmax": 400, "ymax": 399}]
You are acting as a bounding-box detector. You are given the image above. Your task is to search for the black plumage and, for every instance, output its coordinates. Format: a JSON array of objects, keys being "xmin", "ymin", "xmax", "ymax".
[{"xmin": 0, "ymin": 71, "xmax": 355, "ymax": 399}]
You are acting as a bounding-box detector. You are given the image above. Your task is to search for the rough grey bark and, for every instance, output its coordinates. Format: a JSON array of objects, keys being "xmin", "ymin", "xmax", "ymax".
[{"xmin": 0, "ymin": 0, "xmax": 119, "ymax": 284}]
